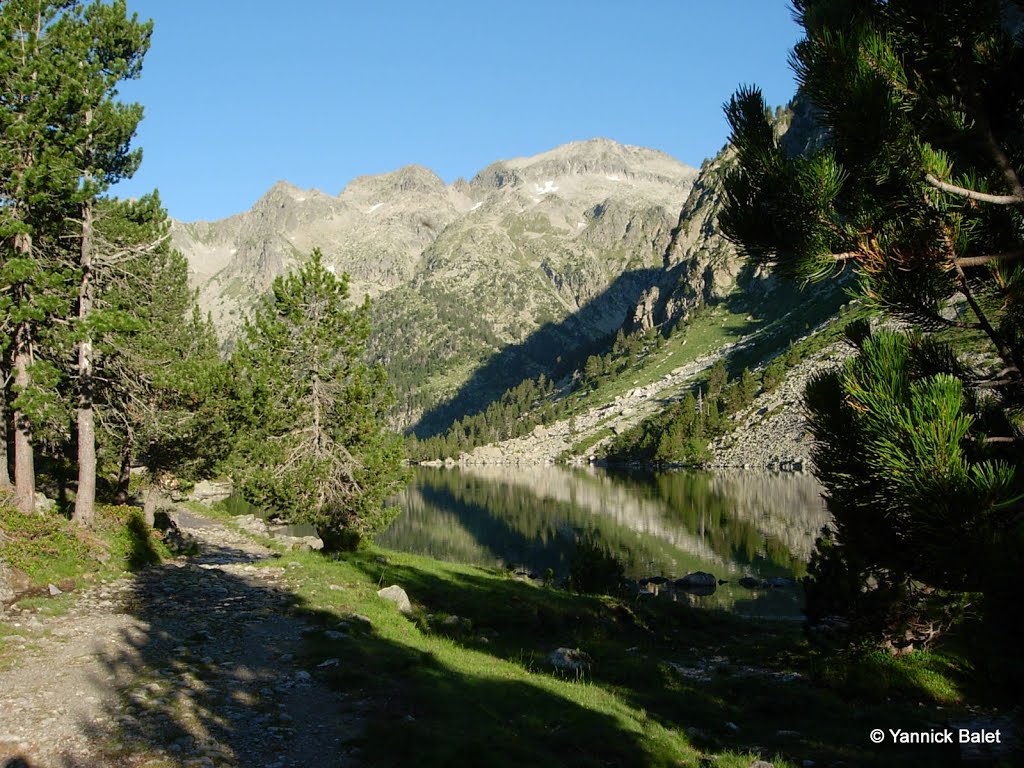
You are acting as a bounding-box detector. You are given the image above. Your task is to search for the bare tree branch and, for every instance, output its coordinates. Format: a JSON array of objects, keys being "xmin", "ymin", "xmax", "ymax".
[
  {"xmin": 925, "ymin": 174, "xmax": 1024, "ymax": 205},
  {"xmin": 952, "ymin": 250, "xmax": 1024, "ymax": 268}
]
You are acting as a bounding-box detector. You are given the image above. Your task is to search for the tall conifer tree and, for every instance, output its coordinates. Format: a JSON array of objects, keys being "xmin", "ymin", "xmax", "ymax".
[
  {"xmin": 0, "ymin": 0, "xmax": 151, "ymax": 519},
  {"xmin": 228, "ymin": 250, "xmax": 405, "ymax": 550},
  {"xmin": 0, "ymin": 1, "xmax": 79, "ymax": 512}
]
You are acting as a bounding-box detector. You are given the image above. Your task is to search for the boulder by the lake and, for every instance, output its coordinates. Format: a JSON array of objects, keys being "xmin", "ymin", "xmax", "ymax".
[
  {"xmin": 548, "ymin": 647, "xmax": 592, "ymax": 673},
  {"xmin": 738, "ymin": 576, "xmax": 762, "ymax": 589},
  {"xmin": 377, "ymin": 584, "xmax": 414, "ymax": 616},
  {"xmin": 189, "ymin": 479, "xmax": 233, "ymax": 505},
  {"xmin": 233, "ymin": 514, "xmax": 268, "ymax": 536},
  {"xmin": 675, "ymin": 571, "xmax": 717, "ymax": 588},
  {"xmin": 767, "ymin": 576, "xmax": 797, "ymax": 588},
  {"xmin": 277, "ymin": 534, "xmax": 324, "ymax": 552}
]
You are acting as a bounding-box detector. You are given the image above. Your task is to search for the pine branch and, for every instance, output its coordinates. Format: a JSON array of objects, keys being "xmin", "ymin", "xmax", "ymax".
[
  {"xmin": 925, "ymin": 174, "xmax": 1024, "ymax": 205},
  {"xmin": 953, "ymin": 260, "xmax": 1019, "ymax": 377},
  {"xmin": 953, "ymin": 250, "xmax": 1024, "ymax": 268}
]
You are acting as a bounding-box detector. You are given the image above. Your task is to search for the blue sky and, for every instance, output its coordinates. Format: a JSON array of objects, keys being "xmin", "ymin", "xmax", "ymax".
[{"xmin": 114, "ymin": 1, "xmax": 803, "ymax": 222}]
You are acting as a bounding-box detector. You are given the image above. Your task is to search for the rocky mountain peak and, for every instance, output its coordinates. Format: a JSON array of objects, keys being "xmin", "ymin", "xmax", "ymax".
[
  {"xmin": 467, "ymin": 138, "xmax": 697, "ymax": 206},
  {"xmin": 343, "ymin": 164, "xmax": 448, "ymax": 202},
  {"xmin": 257, "ymin": 180, "xmax": 320, "ymax": 206}
]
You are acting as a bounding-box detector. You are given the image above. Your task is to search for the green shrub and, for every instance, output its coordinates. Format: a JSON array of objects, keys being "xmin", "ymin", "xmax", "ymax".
[{"xmin": 568, "ymin": 539, "xmax": 625, "ymax": 595}]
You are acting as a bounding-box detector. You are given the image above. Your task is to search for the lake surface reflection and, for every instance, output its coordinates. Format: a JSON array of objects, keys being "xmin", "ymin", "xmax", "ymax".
[{"xmin": 382, "ymin": 465, "xmax": 831, "ymax": 618}]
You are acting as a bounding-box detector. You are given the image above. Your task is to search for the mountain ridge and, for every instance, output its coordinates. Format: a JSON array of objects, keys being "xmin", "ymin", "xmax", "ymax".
[{"xmin": 172, "ymin": 136, "xmax": 759, "ymax": 432}]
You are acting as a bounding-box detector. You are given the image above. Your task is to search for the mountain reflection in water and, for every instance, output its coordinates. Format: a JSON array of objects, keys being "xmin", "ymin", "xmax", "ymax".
[{"xmin": 382, "ymin": 465, "xmax": 831, "ymax": 618}]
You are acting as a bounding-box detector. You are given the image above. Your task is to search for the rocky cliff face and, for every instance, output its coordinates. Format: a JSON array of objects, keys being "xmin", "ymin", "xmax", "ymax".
[{"xmin": 173, "ymin": 167, "xmax": 465, "ymax": 338}]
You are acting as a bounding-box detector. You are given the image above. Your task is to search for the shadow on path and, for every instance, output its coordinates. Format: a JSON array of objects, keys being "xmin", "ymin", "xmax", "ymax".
[{"xmin": 3, "ymin": 511, "xmax": 662, "ymax": 768}]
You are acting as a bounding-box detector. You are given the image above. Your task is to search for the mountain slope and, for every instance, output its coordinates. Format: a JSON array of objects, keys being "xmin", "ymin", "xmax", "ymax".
[{"xmin": 175, "ymin": 139, "xmax": 709, "ymax": 427}]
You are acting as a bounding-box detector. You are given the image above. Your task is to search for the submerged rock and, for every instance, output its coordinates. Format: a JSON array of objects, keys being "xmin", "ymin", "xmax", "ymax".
[{"xmin": 675, "ymin": 571, "xmax": 716, "ymax": 588}]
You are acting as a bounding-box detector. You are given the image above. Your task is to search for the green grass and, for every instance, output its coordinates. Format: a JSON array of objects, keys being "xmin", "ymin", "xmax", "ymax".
[
  {"xmin": 563, "ymin": 427, "xmax": 614, "ymax": 458},
  {"xmin": 0, "ymin": 503, "xmax": 168, "ymax": 594},
  {"xmin": 0, "ymin": 498, "xmax": 989, "ymax": 765},
  {"xmin": 575, "ymin": 304, "xmax": 757, "ymax": 411},
  {"xmin": 265, "ymin": 545, "xmax": 973, "ymax": 768},
  {"xmin": 813, "ymin": 648, "xmax": 970, "ymax": 706}
]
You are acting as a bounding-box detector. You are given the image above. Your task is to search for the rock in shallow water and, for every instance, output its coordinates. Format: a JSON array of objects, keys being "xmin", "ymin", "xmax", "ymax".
[{"xmin": 675, "ymin": 571, "xmax": 717, "ymax": 588}]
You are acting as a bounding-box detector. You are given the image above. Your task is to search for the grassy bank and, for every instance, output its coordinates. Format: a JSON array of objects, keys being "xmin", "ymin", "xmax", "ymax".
[
  {"xmin": 2, "ymin": 502, "xmax": 1006, "ymax": 766},
  {"xmin": 0, "ymin": 503, "xmax": 168, "ymax": 664},
  {"xmin": 274, "ymin": 545, "xmax": 982, "ymax": 768}
]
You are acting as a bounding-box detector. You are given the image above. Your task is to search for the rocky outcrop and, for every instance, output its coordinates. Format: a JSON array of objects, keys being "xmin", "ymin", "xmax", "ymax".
[{"xmin": 708, "ymin": 341, "xmax": 854, "ymax": 471}]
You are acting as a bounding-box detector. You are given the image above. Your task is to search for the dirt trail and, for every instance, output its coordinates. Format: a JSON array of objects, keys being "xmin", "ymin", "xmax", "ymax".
[{"xmin": 0, "ymin": 508, "xmax": 364, "ymax": 767}]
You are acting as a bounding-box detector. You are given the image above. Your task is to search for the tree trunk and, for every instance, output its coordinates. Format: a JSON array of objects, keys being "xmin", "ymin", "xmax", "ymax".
[
  {"xmin": 13, "ymin": 320, "xmax": 35, "ymax": 515},
  {"xmin": 113, "ymin": 438, "xmax": 132, "ymax": 505},
  {"xmin": 74, "ymin": 195, "xmax": 97, "ymax": 526},
  {"xmin": 11, "ymin": 230, "xmax": 36, "ymax": 514},
  {"xmin": 0, "ymin": 372, "xmax": 12, "ymax": 491}
]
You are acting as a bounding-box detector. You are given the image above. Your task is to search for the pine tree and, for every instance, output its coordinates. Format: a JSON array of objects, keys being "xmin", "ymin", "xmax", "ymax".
[
  {"xmin": 722, "ymin": 0, "xmax": 1024, "ymax": 648},
  {"xmin": 0, "ymin": 1, "xmax": 79, "ymax": 512},
  {"xmin": 60, "ymin": 1, "xmax": 151, "ymax": 525},
  {"xmin": 0, "ymin": 0, "xmax": 151, "ymax": 518},
  {"xmin": 90, "ymin": 195, "xmax": 226, "ymax": 500},
  {"xmin": 228, "ymin": 250, "xmax": 405, "ymax": 550},
  {"xmin": 706, "ymin": 360, "xmax": 728, "ymax": 398}
]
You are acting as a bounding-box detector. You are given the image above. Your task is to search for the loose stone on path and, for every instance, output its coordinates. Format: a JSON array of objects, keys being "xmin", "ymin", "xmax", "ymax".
[{"xmin": 0, "ymin": 505, "xmax": 365, "ymax": 768}]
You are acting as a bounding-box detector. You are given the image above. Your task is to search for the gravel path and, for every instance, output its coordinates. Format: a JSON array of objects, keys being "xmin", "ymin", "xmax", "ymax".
[{"xmin": 0, "ymin": 509, "xmax": 364, "ymax": 767}]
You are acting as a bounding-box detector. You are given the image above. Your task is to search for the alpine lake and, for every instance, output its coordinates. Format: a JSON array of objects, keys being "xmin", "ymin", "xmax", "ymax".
[{"xmin": 378, "ymin": 465, "xmax": 831, "ymax": 619}]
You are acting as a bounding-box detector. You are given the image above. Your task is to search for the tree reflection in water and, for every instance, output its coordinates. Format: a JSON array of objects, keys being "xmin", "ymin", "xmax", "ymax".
[{"xmin": 382, "ymin": 466, "xmax": 830, "ymax": 617}]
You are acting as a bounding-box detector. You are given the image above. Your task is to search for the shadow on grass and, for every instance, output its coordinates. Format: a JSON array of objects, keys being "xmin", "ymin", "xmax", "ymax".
[
  {"xmin": 124, "ymin": 513, "xmax": 163, "ymax": 571},
  {"xmin": 411, "ymin": 263, "xmax": 720, "ymax": 439},
  {"xmin": 346, "ymin": 553, "xmax": 970, "ymax": 768},
  {"xmin": 2, "ymin": 538, "xmax": 670, "ymax": 768}
]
